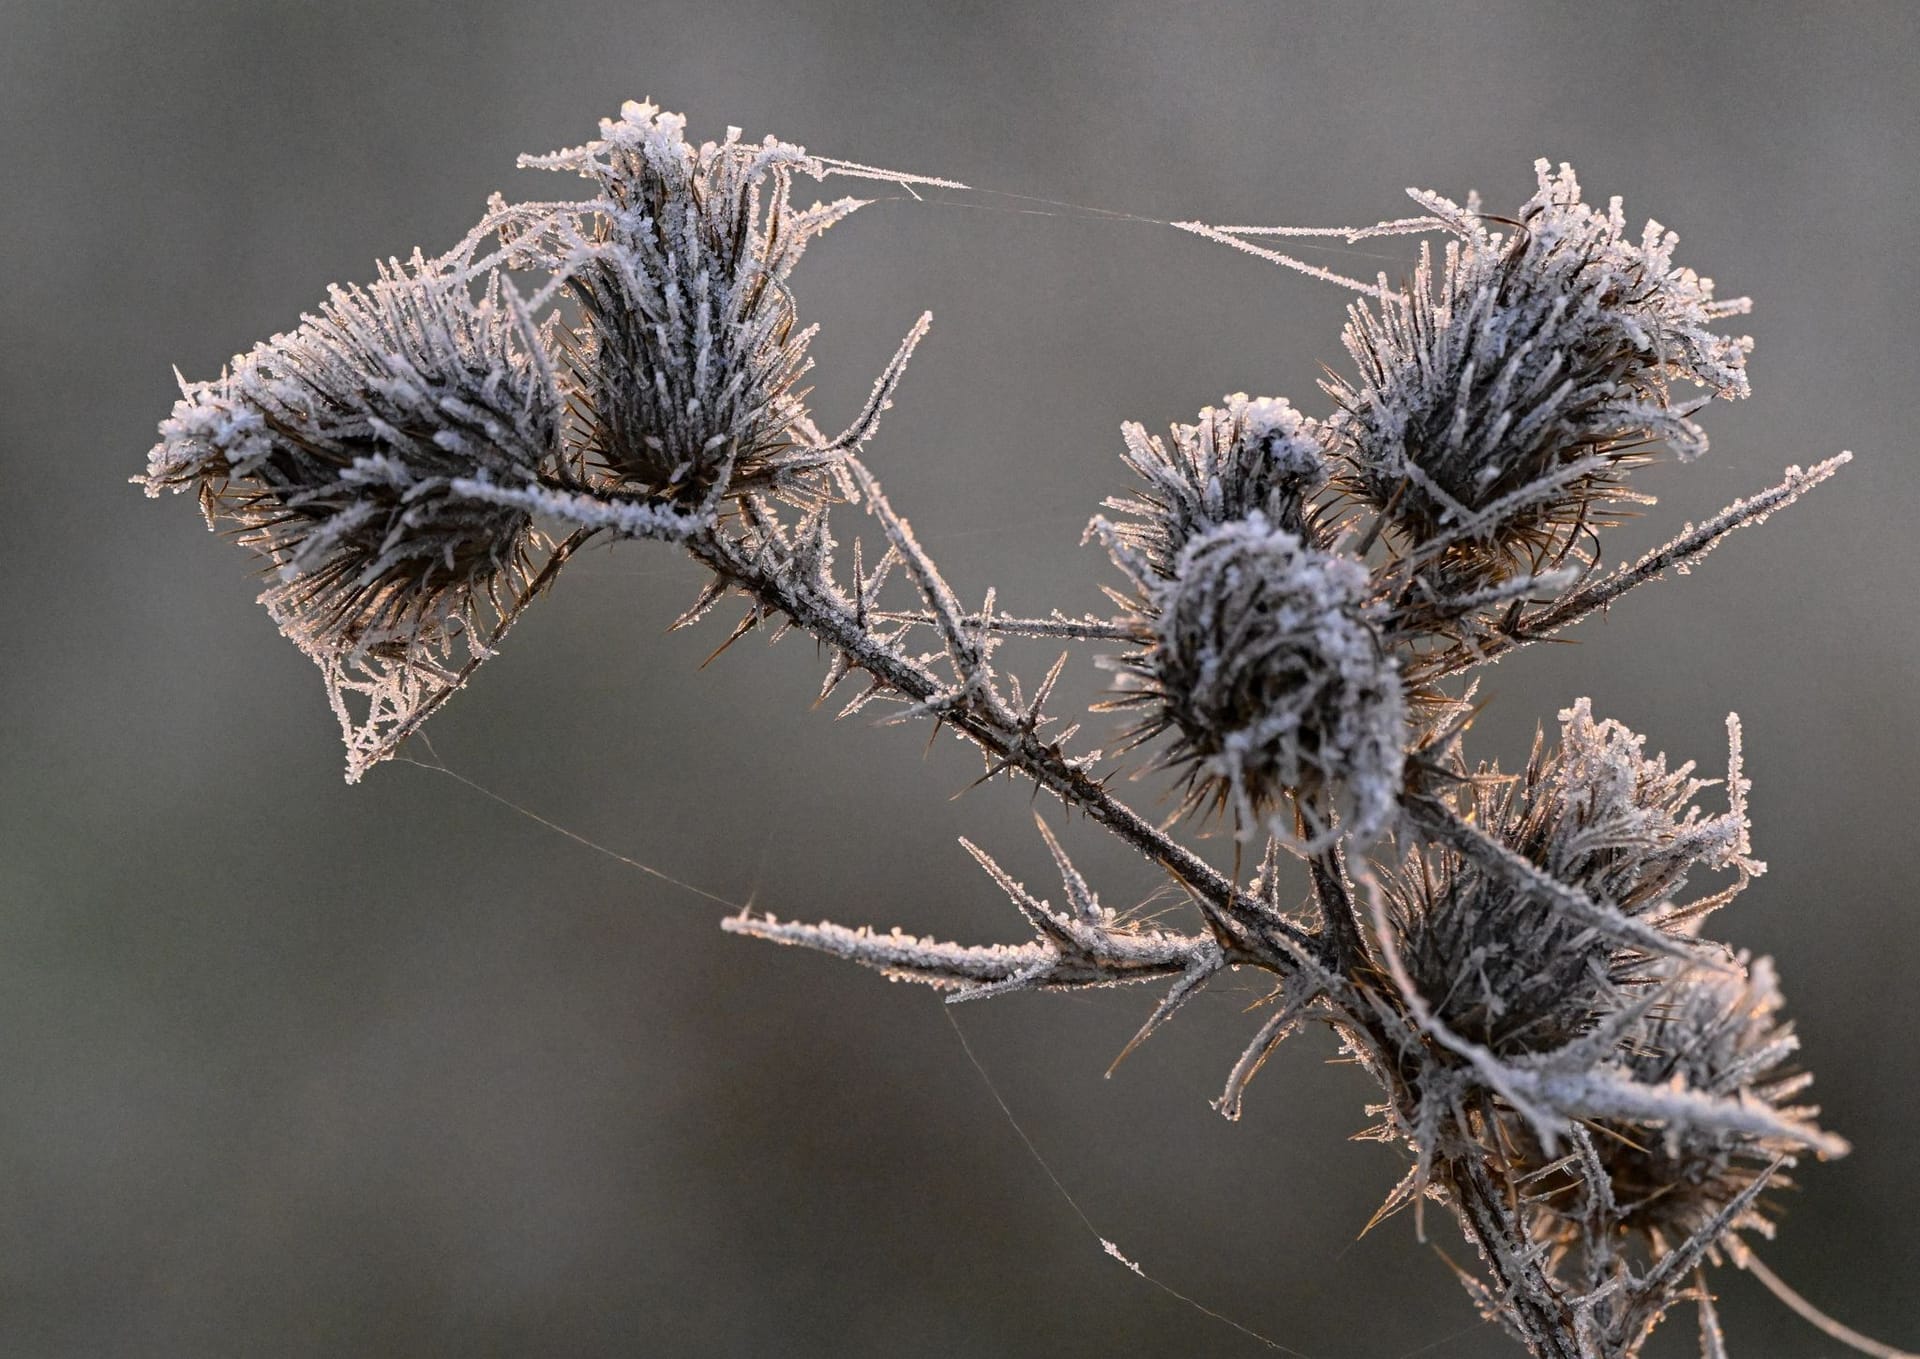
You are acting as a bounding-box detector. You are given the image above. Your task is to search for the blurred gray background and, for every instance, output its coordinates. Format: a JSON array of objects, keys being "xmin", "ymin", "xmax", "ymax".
[{"xmin": 3, "ymin": 1, "xmax": 1916, "ymax": 1354}]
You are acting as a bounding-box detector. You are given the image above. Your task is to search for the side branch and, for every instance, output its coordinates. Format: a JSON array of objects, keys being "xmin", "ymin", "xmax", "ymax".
[
  {"xmin": 1421, "ymin": 455, "xmax": 1851, "ymax": 681},
  {"xmin": 875, "ymin": 608, "xmax": 1137, "ymax": 642},
  {"xmin": 721, "ymin": 911, "xmax": 1213, "ymax": 994},
  {"xmin": 686, "ymin": 525, "xmax": 1323, "ymax": 969}
]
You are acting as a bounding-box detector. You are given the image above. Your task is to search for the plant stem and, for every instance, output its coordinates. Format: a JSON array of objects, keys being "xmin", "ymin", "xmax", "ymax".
[{"xmin": 687, "ymin": 524, "xmax": 1324, "ymax": 968}]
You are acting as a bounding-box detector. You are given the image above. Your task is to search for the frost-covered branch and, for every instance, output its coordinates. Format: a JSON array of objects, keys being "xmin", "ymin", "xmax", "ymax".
[
  {"xmin": 872, "ymin": 607, "xmax": 1137, "ymax": 641},
  {"xmin": 1419, "ymin": 455, "xmax": 1853, "ymax": 681},
  {"xmin": 720, "ymin": 905, "xmax": 1213, "ymax": 997}
]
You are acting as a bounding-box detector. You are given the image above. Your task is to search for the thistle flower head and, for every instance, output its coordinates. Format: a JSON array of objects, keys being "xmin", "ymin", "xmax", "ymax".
[
  {"xmin": 524, "ymin": 101, "xmax": 862, "ymax": 507},
  {"xmin": 1592, "ymin": 959, "xmax": 1814, "ymax": 1255},
  {"xmin": 1102, "ymin": 393, "xmax": 1329, "ymax": 579},
  {"xmin": 141, "ymin": 254, "xmax": 564, "ymax": 659},
  {"xmin": 1385, "ymin": 700, "xmax": 1760, "ymax": 1056},
  {"xmin": 1327, "ymin": 160, "xmax": 1753, "ymax": 586},
  {"xmin": 140, "ymin": 253, "xmax": 568, "ymax": 779},
  {"xmin": 1111, "ymin": 514, "xmax": 1404, "ymax": 846}
]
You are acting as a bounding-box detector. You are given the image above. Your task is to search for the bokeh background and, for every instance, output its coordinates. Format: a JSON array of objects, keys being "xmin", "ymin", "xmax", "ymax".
[{"xmin": 3, "ymin": 1, "xmax": 1917, "ymax": 1354}]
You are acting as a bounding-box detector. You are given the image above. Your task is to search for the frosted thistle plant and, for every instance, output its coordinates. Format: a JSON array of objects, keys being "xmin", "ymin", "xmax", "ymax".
[{"xmin": 143, "ymin": 110, "xmax": 1901, "ymax": 1359}]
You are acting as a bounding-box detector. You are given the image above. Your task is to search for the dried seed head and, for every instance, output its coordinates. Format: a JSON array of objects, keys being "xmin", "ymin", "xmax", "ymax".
[
  {"xmin": 526, "ymin": 101, "xmax": 862, "ymax": 507},
  {"xmin": 1385, "ymin": 700, "xmax": 1761, "ymax": 1056},
  {"xmin": 1578, "ymin": 959, "xmax": 1820, "ymax": 1261},
  {"xmin": 141, "ymin": 254, "xmax": 564, "ymax": 660},
  {"xmin": 1326, "ymin": 161, "xmax": 1753, "ymax": 586},
  {"xmin": 1113, "ymin": 515, "xmax": 1404, "ymax": 846},
  {"xmin": 1103, "ymin": 393, "xmax": 1329, "ymax": 579}
]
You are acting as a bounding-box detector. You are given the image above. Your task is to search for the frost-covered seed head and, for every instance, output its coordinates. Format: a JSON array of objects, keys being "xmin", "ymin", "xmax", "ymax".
[
  {"xmin": 1578, "ymin": 960, "xmax": 1815, "ymax": 1259},
  {"xmin": 1117, "ymin": 515, "xmax": 1404, "ymax": 844},
  {"xmin": 1103, "ymin": 393, "xmax": 1329, "ymax": 579},
  {"xmin": 140, "ymin": 255, "xmax": 564, "ymax": 660},
  {"xmin": 1326, "ymin": 161, "xmax": 1753, "ymax": 584},
  {"xmin": 1385, "ymin": 700, "xmax": 1761, "ymax": 1057},
  {"xmin": 528, "ymin": 102, "xmax": 858, "ymax": 506}
]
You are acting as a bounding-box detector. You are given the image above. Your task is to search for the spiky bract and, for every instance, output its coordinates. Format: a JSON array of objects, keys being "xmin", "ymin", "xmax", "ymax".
[
  {"xmin": 1500, "ymin": 957, "xmax": 1819, "ymax": 1283},
  {"xmin": 1597, "ymin": 960, "xmax": 1813, "ymax": 1254},
  {"xmin": 1385, "ymin": 700, "xmax": 1760, "ymax": 1057}
]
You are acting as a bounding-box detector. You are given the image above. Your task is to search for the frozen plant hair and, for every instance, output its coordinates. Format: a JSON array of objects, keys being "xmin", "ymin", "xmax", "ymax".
[{"xmin": 1326, "ymin": 160, "xmax": 1753, "ymax": 589}]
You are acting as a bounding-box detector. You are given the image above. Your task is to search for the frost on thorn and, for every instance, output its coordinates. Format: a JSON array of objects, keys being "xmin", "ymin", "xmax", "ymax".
[
  {"xmin": 1326, "ymin": 160, "xmax": 1754, "ymax": 591},
  {"xmin": 139, "ymin": 252, "xmax": 571, "ymax": 779}
]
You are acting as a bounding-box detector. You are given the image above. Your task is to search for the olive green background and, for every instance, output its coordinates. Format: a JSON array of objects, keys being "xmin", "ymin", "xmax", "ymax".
[{"xmin": 2, "ymin": 1, "xmax": 1916, "ymax": 1354}]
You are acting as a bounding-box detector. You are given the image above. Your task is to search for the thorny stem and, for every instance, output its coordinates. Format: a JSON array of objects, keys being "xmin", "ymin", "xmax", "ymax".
[
  {"xmin": 1452, "ymin": 1143, "xmax": 1584, "ymax": 1359},
  {"xmin": 684, "ymin": 521, "xmax": 1325, "ymax": 969}
]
